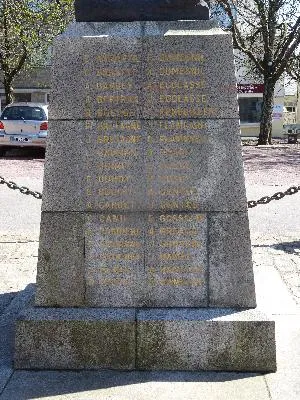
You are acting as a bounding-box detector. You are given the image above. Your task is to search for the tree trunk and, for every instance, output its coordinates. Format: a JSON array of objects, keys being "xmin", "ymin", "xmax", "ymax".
[
  {"xmin": 258, "ymin": 78, "xmax": 275, "ymax": 145},
  {"xmin": 3, "ymin": 76, "xmax": 14, "ymax": 106}
]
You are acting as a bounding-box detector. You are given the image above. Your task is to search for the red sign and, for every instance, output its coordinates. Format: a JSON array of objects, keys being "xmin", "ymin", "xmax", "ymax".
[{"xmin": 237, "ymin": 84, "xmax": 264, "ymax": 94}]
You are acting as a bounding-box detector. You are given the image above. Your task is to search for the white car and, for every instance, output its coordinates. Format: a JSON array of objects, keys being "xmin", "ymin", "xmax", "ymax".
[{"xmin": 0, "ymin": 102, "xmax": 48, "ymax": 156}]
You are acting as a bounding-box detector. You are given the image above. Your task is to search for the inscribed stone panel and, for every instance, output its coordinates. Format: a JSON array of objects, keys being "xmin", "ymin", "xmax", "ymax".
[
  {"xmin": 42, "ymin": 120, "xmax": 247, "ymax": 213},
  {"xmin": 144, "ymin": 212, "xmax": 208, "ymax": 307},
  {"xmin": 50, "ymin": 37, "xmax": 143, "ymax": 120},
  {"xmin": 84, "ymin": 212, "xmax": 208, "ymax": 307},
  {"xmin": 142, "ymin": 35, "xmax": 238, "ymax": 119}
]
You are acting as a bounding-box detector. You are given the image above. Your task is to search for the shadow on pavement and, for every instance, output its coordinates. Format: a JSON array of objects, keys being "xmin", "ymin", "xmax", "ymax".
[
  {"xmin": 243, "ymin": 147, "xmax": 300, "ymax": 171},
  {"xmin": 1, "ymin": 369, "xmax": 264, "ymax": 400},
  {"xmin": 253, "ymin": 240, "xmax": 300, "ymax": 255},
  {"xmin": 0, "ymin": 292, "xmax": 17, "ymax": 315},
  {"xmin": 0, "ymin": 148, "xmax": 45, "ymax": 160}
]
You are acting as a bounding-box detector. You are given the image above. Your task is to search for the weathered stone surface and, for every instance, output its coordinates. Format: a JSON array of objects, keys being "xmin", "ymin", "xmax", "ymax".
[
  {"xmin": 143, "ymin": 119, "xmax": 246, "ymax": 212},
  {"xmin": 50, "ymin": 22, "xmax": 238, "ymax": 120},
  {"xmin": 137, "ymin": 308, "xmax": 276, "ymax": 372},
  {"xmin": 15, "ymin": 308, "xmax": 136, "ymax": 370},
  {"xmin": 35, "ymin": 213, "xmax": 85, "ymax": 307},
  {"xmin": 144, "ymin": 213, "xmax": 208, "ymax": 307},
  {"xmin": 208, "ymin": 213, "xmax": 256, "ymax": 308},
  {"xmin": 15, "ymin": 307, "xmax": 276, "ymax": 372},
  {"xmin": 36, "ymin": 211, "xmax": 255, "ymax": 309},
  {"xmin": 75, "ymin": 0, "xmax": 210, "ymax": 22},
  {"xmin": 84, "ymin": 212, "xmax": 208, "ymax": 307},
  {"xmin": 84, "ymin": 213, "xmax": 145, "ymax": 307},
  {"xmin": 50, "ymin": 37, "xmax": 143, "ymax": 121},
  {"xmin": 42, "ymin": 119, "xmax": 247, "ymax": 213},
  {"xmin": 142, "ymin": 34, "xmax": 238, "ymax": 120},
  {"xmin": 42, "ymin": 120, "xmax": 146, "ymax": 212}
]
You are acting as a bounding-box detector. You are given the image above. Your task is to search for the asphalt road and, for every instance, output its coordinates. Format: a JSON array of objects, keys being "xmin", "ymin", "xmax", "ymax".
[{"xmin": 0, "ymin": 144, "xmax": 299, "ymax": 240}]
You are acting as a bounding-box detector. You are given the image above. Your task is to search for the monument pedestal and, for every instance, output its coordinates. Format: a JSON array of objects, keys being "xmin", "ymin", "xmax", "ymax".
[
  {"xmin": 14, "ymin": 20, "xmax": 276, "ymax": 372},
  {"xmin": 15, "ymin": 308, "xmax": 275, "ymax": 371}
]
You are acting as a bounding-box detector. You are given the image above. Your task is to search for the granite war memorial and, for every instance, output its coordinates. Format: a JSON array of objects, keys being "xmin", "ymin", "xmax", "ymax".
[{"xmin": 15, "ymin": 0, "xmax": 276, "ymax": 371}]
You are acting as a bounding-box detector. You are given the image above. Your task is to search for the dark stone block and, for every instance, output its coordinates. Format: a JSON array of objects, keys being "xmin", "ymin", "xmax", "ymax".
[
  {"xmin": 75, "ymin": 0, "xmax": 210, "ymax": 22},
  {"xmin": 15, "ymin": 308, "xmax": 136, "ymax": 370}
]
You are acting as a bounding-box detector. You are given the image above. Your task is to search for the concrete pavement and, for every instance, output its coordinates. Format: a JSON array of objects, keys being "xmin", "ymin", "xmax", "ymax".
[{"xmin": 0, "ymin": 144, "xmax": 299, "ymax": 399}]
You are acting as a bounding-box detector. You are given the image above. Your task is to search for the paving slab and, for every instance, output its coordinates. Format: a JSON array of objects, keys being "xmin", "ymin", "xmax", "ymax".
[{"xmin": 0, "ymin": 370, "xmax": 270, "ymax": 400}]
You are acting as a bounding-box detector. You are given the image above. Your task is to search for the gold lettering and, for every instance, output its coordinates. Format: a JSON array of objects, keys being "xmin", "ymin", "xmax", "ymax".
[
  {"xmin": 159, "ymin": 94, "xmax": 207, "ymax": 104},
  {"xmin": 159, "ymin": 227, "xmax": 198, "ymax": 235},
  {"xmin": 159, "ymin": 253, "xmax": 192, "ymax": 261},
  {"xmin": 97, "ymin": 135, "xmax": 141, "ymax": 144},
  {"xmin": 160, "ymin": 266, "xmax": 202, "ymax": 273},
  {"xmin": 158, "ymin": 175, "xmax": 186, "ymax": 183},
  {"xmin": 147, "ymin": 80, "xmax": 206, "ymax": 91},
  {"xmin": 85, "ymin": 120, "xmax": 93, "ymax": 129},
  {"xmin": 96, "ymin": 82, "xmax": 133, "ymax": 91},
  {"xmin": 159, "ymin": 278, "xmax": 203, "ymax": 286},
  {"xmin": 160, "ymin": 240, "xmax": 199, "ymax": 248},
  {"xmin": 98, "ymin": 188, "xmax": 130, "ymax": 196},
  {"xmin": 101, "ymin": 227, "xmax": 140, "ymax": 236},
  {"xmin": 159, "ymin": 134, "xmax": 205, "ymax": 144},
  {"xmin": 98, "ymin": 121, "xmax": 141, "ymax": 131},
  {"xmin": 159, "ymin": 107, "xmax": 217, "ymax": 118},
  {"xmin": 98, "ymin": 214, "xmax": 127, "ymax": 223},
  {"xmin": 159, "ymin": 188, "xmax": 197, "ymax": 196},
  {"xmin": 158, "ymin": 67, "xmax": 203, "ymax": 76},
  {"xmin": 97, "ymin": 95, "xmax": 138, "ymax": 104},
  {"xmin": 105, "ymin": 240, "xmax": 141, "ymax": 248},
  {"xmin": 158, "ymin": 53, "xmax": 205, "ymax": 62},
  {"xmin": 97, "ymin": 109, "xmax": 137, "ymax": 118},
  {"xmin": 98, "ymin": 175, "xmax": 129, "ymax": 183},
  {"xmin": 160, "ymin": 148, "xmax": 188, "ymax": 156},
  {"xmin": 101, "ymin": 201, "xmax": 130, "ymax": 210},
  {"xmin": 159, "ymin": 214, "xmax": 204, "ymax": 222},
  {"xmin": 159, "ymin": 120, "xmax": 206, "ymax": 130}
]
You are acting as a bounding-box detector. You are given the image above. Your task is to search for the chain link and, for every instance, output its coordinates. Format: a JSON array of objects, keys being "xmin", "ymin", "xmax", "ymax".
[
  {"xmin": 0, "ymin": 175, "xmax": 299, "ymax": 207},
  {"xmin": 248, "ymin": 186, "xmax": 300, "ymax": 208},
  {"xmin": 0, "ymin": 176, "xmax": 42, "ymax": 199}
]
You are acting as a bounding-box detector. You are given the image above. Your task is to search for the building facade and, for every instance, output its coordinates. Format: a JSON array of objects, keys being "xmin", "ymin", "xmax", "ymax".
[
  {"xmin": 0, "ymin": 65, "xmax": 297, "ymax": 138},
  {"xmin": 0, "ymin": 67, "xmax": 50, "ymax": 113},
  {"xmin": 235, "ymin": 60, "xmax": 286, "ymax": 138}
]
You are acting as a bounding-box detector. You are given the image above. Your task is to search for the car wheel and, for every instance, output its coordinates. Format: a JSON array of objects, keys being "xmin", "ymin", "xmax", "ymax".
[{"xmin": 0, "ymin": 147, "xmax": 6, "ymax": 157}]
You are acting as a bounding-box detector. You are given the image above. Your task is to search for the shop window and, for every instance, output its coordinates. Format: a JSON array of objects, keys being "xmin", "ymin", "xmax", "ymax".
[
  {"xmin": 285, "ymin": 106, "xmax": 295, "ymax": 112},
  {"xmin": 14, "ymin": 93, "xmax": 32, "ymax": 103},
  {"xmin": 238, "ymin": 97, "xmax": 263, "ymax": 123}
]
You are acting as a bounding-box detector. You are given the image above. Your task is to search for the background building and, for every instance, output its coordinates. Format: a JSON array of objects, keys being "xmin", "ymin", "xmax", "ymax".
[
  {"xmin": 0, "ymin": 67, "xmax": 50, "ymax": 113},
  {"xmin": 0, "ymin": 64, "xmax": 298, "ymax": 138}
]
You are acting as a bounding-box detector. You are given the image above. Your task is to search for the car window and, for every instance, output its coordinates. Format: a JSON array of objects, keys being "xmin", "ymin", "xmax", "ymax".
[{"xmin": 1, "ymin": 106, "xmax": 46, "ymax": 121}]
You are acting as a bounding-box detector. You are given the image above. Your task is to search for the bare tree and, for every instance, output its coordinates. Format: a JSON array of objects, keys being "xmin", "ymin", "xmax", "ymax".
[
  {"xmin": 214, "ymin": 0, "xmax": 300, "ymax": 144},
  {"xmin": 0, "ymin": 0, "xmax": 74, "ymax": 105},
  {"xmin": 286, "ymin": 53, "xmax": 300, "ymax": 81}
]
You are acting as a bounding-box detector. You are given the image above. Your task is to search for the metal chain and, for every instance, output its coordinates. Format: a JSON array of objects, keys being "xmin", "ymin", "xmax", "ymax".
[
  {"xmin": 248, "ymin": 186, "xmax": 300, "ymax": 208},
  {"xmin": 0, "ymin": 176, "xmax": 42, "ymax": 199},
  {"xmin": 0, "ymin": 175, "xmax": 299, "ymax": 207}
]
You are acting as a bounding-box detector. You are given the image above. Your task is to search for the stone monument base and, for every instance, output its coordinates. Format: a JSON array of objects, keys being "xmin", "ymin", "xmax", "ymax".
[{"xmin": 15, "ymin": 307, "xmax": 276, "ymax": 371}]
